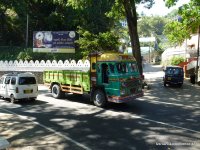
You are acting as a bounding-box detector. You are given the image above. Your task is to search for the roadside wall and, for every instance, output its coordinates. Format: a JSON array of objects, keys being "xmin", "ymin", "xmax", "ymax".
[{"xmin": 0, "ymin": 59, "xmax": 90, "ymax": 84}]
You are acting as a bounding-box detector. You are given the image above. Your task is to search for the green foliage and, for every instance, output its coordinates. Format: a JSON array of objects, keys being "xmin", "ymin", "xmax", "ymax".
[
  {"xmin": 170, "ymin": 56, "xmax": 184, "ymax": 65},
  {"xmin": 164, "ymin": 0, "xmax": 200, "ymax": 46},
  {"xmin": 138, "ymin": 16, "xmax": 169, "ymax": 37},
  {"xmin": 17, "ymin": 49, "xmax": 33, "ymax": 61},
  {"xmin": 137, "ymin": 16, "xmax": 169, "ymax": 55},
  {"xmin": 164, "ymin": 21, "xmax": 190, "ymax": 46},
  {"xmin": 77, "ymin": 27, "xmax": 120, "ymax": 57},
  {"xmin": 0, "ymin": 47, "xmax": 82, "ymax": 61},
  {"xmin": 0, "ymin": 0, "xmax": 155, "ymax": 67},
  {"xmin": 0, "ymin": 47, "xmax": 22, "ymax": 60}
]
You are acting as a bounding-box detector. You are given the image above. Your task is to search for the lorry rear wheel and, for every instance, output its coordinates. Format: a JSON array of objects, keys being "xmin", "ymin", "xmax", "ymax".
[
  {"xmin": 92, "ymin": 89, "xmax": 106, "ymax": 107},
  {"xmin": 51, "ymin": 84, "xmax": 64, "ymax": 99}
]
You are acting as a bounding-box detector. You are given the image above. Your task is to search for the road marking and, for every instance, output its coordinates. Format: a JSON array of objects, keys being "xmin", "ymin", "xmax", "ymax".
[
  {"xmin": 132, "ymin": 115, "xmax": 200, "ymax": 134},
  {"xmin": 151, "ymin": 100, "xmax": 200, "ymax": 109},
  {"xmin": 0, "ymin": 108, "xmax": 92, "ymax": 150},
  {"xmin": 139, "ymin": 98, "xmax": 200, "ymax": 109}
]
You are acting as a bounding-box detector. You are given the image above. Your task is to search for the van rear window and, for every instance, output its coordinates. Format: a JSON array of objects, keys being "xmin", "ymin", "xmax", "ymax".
[
  {"xmin": 18, "ymin": 77, "xmax": 36, "ymax": 85},
  {"xmin": 166, "ymin": 68, "xmax": 183, "ymax": 75}
]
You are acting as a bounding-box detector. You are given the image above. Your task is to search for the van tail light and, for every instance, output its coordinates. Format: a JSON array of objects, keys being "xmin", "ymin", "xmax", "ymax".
[{"xmin": 16, "ymin": 87, "xmax": 19, "ymax": 93}]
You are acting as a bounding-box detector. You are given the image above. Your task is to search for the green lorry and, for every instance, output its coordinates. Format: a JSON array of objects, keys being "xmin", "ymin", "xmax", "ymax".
[{"xmin": 43, "ymin": 52, "xmax": 143, "ymax": 107}]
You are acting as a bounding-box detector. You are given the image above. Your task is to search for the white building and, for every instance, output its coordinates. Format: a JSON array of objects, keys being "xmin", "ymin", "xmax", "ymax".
[{"xmin": 162, "ymin": 34, "xmax": 198, "ymax": 66}]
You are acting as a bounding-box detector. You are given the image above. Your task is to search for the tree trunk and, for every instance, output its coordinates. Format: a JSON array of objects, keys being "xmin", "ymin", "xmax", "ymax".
[
  {"xmin": 0, "ymin": 12, "xmax": 5, "ymax": 45},
  {"xmin": 122, "ymin": 0, "xmax": 143, "ymax": 75}
]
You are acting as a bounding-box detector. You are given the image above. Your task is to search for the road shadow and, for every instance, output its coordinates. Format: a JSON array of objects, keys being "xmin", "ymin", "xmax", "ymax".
[{"xmin": 0, "ymin": 77, "xmax": 200, "ymax": 150}]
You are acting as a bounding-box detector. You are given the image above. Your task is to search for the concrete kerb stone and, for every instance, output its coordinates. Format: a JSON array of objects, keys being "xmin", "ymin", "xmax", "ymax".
[{"xmin": 0, "ymin": 136, "xmax": 9, "ymax": 150}]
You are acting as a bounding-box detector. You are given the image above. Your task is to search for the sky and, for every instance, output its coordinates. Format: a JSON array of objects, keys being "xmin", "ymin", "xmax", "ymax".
[{"xmin": 137, "ymin": 0, "xmax": 190, "ymax": 16}]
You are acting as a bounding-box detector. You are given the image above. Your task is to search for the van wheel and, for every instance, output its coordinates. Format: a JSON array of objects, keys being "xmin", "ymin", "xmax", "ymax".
[
  {"xmin": 51, "ymin": 84, "xmax": 64, "ymax": 99},
  {"xmin": 92, "ymin": 89, "xmax": 107, "ymax": 107},
  {"xmin": 10, "ymin": 94, "xmax": 15, "ymax": 103}
]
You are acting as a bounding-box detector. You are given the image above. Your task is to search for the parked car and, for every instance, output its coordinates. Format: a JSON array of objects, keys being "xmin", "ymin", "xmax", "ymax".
[
  {"xmin": 163, "ymin": 66, "xmax": 184, "ymax": 87},
  {"xmin": 0, "ymin": 72, "xmax": 38, "ymax": 103}
]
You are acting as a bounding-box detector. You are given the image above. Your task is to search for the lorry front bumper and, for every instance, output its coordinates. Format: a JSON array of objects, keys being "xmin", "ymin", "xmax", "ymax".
[{"xmin": 107, "ymin": 92, "xmax": 144, "ymax": 103}]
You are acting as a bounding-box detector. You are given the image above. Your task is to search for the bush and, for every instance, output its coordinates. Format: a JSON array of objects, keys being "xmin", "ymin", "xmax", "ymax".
[{"xmin": 170, "ymin": 56, "xmax": 184, "ymax": 66}]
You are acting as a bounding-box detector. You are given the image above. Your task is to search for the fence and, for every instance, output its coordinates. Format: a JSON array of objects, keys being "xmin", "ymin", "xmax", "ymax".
[{"xmin": 0, "ymin": 59, "xmax": 90, "ymax": 72}]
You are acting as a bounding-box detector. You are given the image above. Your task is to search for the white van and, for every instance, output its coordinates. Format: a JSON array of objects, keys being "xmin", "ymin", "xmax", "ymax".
[{"xmin": 0, "ymin": 72, "xmax": 38, "ymax": 103}]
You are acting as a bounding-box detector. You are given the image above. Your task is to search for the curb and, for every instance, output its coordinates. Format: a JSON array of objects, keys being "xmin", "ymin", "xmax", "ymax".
[{"xmin": 0, "ymin": 136, "xmax": 9, "ymax": 150}]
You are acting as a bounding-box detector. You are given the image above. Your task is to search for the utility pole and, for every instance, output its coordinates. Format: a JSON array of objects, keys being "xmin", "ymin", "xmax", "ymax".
[
  {"xmin": 149, "ymin": 46, "xmax": 151, "ymax": 63},
  {"xmin": 26, "ymin": 14, "xmax": 29, "ymax": 48}
]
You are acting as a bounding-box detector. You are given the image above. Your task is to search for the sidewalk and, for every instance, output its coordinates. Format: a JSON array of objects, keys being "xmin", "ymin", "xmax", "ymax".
[{"xmin": 0, "ymin": 109, "xmax": 68, "ymax": 150}]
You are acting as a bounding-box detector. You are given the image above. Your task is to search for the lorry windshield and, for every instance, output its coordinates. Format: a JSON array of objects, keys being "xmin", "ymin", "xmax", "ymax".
[
  {"xmin": 19, "ymin": 77, "xmax": 36, "ymax": 85},
  {"xmin": 116, "ymin": 62, "xmax": 128, "ymax": 73},
  {"xmin": 116, "ymin": 62, "xmax": 138, "ymax": 74},
  {"xmin": 128, "ymin": 62, "xmax": 138, "ymax": 73}
]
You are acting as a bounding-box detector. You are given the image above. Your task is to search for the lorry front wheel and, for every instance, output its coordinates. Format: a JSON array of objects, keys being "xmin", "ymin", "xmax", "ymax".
[
  {"xmin": 92, "ymin": 89, "xmax": 107, "ymax": 107},
  {"xmin": 51, "ymin": 84, "xmax": 64, "ymax": 99}
]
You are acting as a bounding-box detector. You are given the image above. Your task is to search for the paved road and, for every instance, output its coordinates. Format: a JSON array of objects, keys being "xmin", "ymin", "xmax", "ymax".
[{"xmin": 0, "ymin": 64, "xmax": 200, "ymax": 150}]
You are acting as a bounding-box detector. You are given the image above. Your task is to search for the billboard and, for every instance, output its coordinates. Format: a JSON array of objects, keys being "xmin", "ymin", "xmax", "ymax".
[{"xmin": 33, "ymin": 31, "xmax": 76, "ymax": 53}]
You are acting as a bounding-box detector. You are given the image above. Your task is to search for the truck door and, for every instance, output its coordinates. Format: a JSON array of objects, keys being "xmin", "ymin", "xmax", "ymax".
[
  {"xmin": 96, "ymin": 63, "xmax": 109, "ymax": 85},
  {"xmin": 102, "ymin": 63, "xmax": 109, "ymax": 84}
]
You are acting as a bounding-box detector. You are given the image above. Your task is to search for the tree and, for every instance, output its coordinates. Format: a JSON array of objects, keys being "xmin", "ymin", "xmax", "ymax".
[
  {"xmin": 0, "ymin": 0, "xmax": 26, "ymax": 45},
  {"xmin": 76, "ymin": 27, "xmax": 120, "ymax": 57},
  {"xmin": 138, "ymin": 16, "xmax": 169, "ymax": 54},
  {"xmin": 164, "ymin": 0, "xmax": 200, "ymax": 45},
  {"xmin": 165, "ymin": 0, "xmax": 200, "ymax": 82},
  {"xmin": 68, "ymin": 0, "xmax": 155, "ymax": 75},
  {"xmin": 170, "ymin": 56, "xmax": 184, "ymax": 66}
]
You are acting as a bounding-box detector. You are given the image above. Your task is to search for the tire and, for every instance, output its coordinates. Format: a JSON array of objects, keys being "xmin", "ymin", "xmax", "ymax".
[
  {"xmin": 51, "ymin": 84, "xmax": 64, "ymax": 99},
  {"xmin": 198, "ymin": 81, "xmax": 200, "ymax": 86},
  {"xmin": 92, "ymin": 89, "xmax": 107, "ymax": 107},
  {"xmin": 164, "ymin": 82, "xmax": 167, "ymax": 87},
  {"xmin": 10, "ymin": 94, "xmax": 15, "ymax": 103}
]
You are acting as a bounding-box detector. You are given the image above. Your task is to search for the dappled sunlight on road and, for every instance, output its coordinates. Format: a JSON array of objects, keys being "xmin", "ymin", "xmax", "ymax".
[{"xmin": 0, "ymin": 63, "xmax": 200, "ymax": 150}]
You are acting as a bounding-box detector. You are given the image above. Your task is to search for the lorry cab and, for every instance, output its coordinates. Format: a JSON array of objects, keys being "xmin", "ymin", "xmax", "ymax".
[
  {"xmin": 44, "ymin": 52, "xmax": 143, "ymax": 107},
  {"xmin": 0, "ymin": 72, "xmax": 38, "ymax": 103},
  {"xmin": 90, "ymin": 52, "xmax": 143, "ymax": 107}
]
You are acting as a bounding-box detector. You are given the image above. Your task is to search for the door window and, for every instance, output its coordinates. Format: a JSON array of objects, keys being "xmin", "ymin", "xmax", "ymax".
[
  {"xmin": 11, "ymin": 77, "xmax": 16, "ymax": 85},
  {"xmin": 0, "ymin": 77, "xmax": 4, "ymax": 84},
  {"xmin": 5, "ymin": 77, "xmax": 11, "ymax": 84},
  {"xmin": 18, "ymin": 77, "xmax": 36, "ymax": 85}
]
